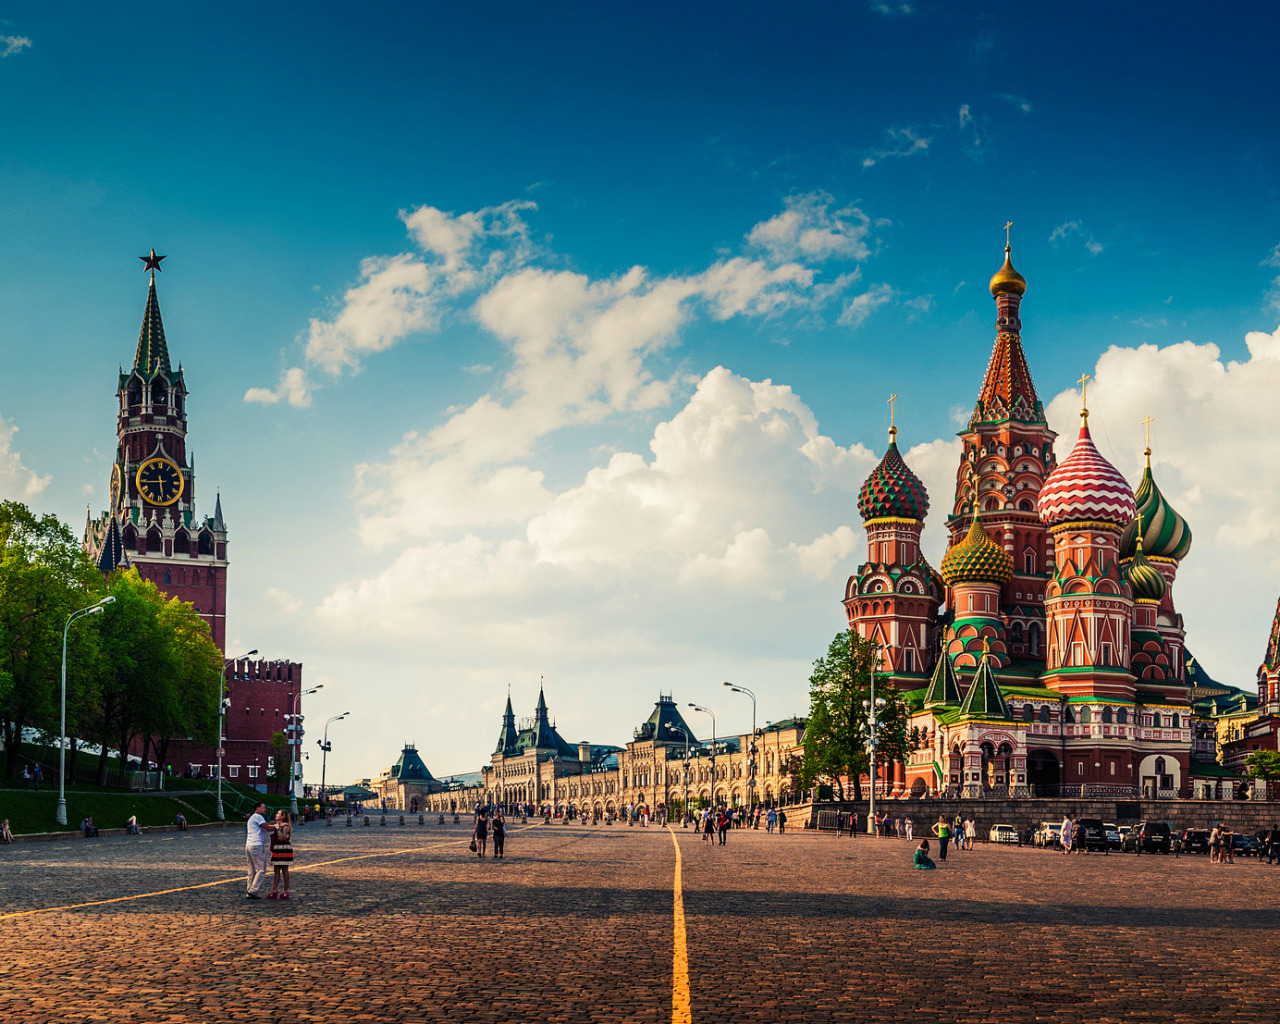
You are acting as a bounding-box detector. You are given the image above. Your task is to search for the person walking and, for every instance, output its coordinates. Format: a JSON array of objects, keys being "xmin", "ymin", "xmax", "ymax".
[
  {"xmin": 965, "ymin": 817, "xmax": 976, "ymax": 850},
  {"xmin": 717, "ymin": 808, "xmax": 729, "ymax": 846},
  {"xmin": 952, "ymin": 813, "xmax": 964, "ymax": 851},
  {"xmin": 778, "ymin": 809, "xmax": 787, "ymax": 834},
  {"xmin": 703, "ymin": 809, "xmax": 715, "ymax": 846},
  {"xmin": 1221, "ymin": 823, "xmax": 1235, "ymax": 864},
  {"xmin": 766, "ymin": 808, "xmax": 776, "ymax": 834},
  {"xmin": 267, "ymin": 810, "xmax": 294, "ymax": 899},
  {"xmin": 473, "ymin": 809, "xmax": 489, "ymax": 858},
  {"xmin": 32, "ymin": 763, "xmax": 40, "ymax": 792},
  {"xmin": 1267, "ymin": 824, "xmax": 1280, "ymax": 865},
  {"xmin": 245, "ymin": 801, "xmax": 272, "ymax": 899},
  {"xmin": 22, "ymin": 765, "xmax": 29, "ymax": 791},
  {"xmin": 1208, "ymin": 822, "xmax": 1222, "ymax": 864},
  {"xmin": 905, "ymin": 816, "xmax": 914, "ymax": 842},
  {"xmin": 492, "ymin": 811, "xmax": 506, "ymax": 859},
  {"xmin": 1060, "ymin": 815, "xmax": 1074, "ymax": 855},
  {"xmin": 932, "ymin": 815, "xmax": 951, "ymax": 861}
]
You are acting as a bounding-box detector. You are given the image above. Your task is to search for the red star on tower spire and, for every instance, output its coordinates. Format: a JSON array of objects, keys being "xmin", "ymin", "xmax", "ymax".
[{"xmin": 139, "ymin": 248, "xmax": 166, "ymax": 273}]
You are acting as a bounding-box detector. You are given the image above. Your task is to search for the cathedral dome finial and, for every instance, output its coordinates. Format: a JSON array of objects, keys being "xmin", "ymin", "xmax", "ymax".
[{"xmin": 989, "ymin": 237, "xmax": 1027, "ymax": 297}]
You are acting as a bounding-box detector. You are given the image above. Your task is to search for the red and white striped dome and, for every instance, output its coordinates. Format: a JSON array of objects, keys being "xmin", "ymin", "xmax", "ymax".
[{"xmin": 1037, "ymin": 420, "xmax": 1136, "ymax": 528}]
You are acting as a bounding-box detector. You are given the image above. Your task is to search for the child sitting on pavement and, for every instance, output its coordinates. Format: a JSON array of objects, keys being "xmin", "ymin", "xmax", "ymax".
[{"xmin": 913, "ymin": 839, "xmax": 937, "ymax": 870}]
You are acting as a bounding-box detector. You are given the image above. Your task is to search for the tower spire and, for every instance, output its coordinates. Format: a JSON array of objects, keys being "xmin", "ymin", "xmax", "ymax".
[{"xmin": 133, "ymin": 254, "xmax": 172, "ymax": 377}]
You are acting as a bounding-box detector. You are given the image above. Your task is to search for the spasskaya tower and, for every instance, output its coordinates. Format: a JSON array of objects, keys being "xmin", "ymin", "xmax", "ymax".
[{"xmin": 84, "ymin": 250, "xmax": 229, "ymax": 650}]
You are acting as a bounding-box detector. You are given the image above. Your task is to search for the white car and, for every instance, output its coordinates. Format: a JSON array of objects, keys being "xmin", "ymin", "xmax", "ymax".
[
  {"xmin": 1034, "ymin": 822, "xmax": 1063, "ymax": 847},
  {"xmin": 989, "ymin": 823, "xmax": 1019, "ymax": 844}
]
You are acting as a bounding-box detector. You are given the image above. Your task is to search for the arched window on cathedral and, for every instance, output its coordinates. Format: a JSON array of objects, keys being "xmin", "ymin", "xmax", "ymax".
[
  {"xmin": 1064, "ymin": 706, "xmax": 1075, "ymax": 723},
  {"xmin": 1080, "ymin": 707, "xmax": 1092, "ymax": 724},
  {"xmin": 1019, "ymin": 500, "xmax": 1033, "ymax": 512},
  {"xmin": 1022, "ymin": 704, "xmax": 1033, "ymax": 722},
  {"xmin": 1102, "ymin": 706, "xmax": 1113, "ymax": 724},
  {"xmin": 1011, "ymin": 623, "xmax": 1023, "ymax": 648},
  {"xmin": 1155, "ymin": 757, "xmax": 1166, "ymax": 775},
  {"xmin": 1024, "ymin": 550, "xmax": 1035, "ymax": 571},
  {"xmin": 1172, "ymin": 713, "xmax": 1181, "ymax": 728},
  {"xmin": 1117, "ymin": 707, "xmax": 1128, "ymax": 724},
  {"xmin": 1029, "ymin": 624, "xmax": 1040, "ymax": 656},
  {"xmin": 1039, "ymin": 706, "xmax": 1050, "ymax": 723},
  {"xmin": 1153, "ymin": 712, "xmax": 1163, "ymax": 728}
]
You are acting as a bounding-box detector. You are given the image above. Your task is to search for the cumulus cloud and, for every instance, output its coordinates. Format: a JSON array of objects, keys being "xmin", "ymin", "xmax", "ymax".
[
  {"xmin": 839, "ymin": 284, "xmax": 895, "ymax": 328},
  {"xmin": 1050, "ymin": 220, "xmax": 1104, "ymax": 255},
  {"xmin": 0, "ymin": 413, "xmax": 49, "ymax": 499},
  {"xmin": 747, "ymin": 193, "xmax": 873, "ymax": 264},
  {"xmin": 244, "ymin": 366, "xmax": 313, "ymax": 407},
  {"xmin": 0, "ymin": 35, "xmax": 31, "ymax": 57},
  {"xmin": 266, "ymin": 587, "xmax": 303, "ymax": 614},
  {"xmin": 319, "ymin": 367, "xmax": 876, "ymax": 646}
]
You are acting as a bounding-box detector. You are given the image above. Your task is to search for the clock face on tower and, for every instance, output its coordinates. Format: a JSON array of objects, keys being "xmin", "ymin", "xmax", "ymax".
[{"xmin": 136, "ymin": 456, "xmax": 184, "ymax": 506}]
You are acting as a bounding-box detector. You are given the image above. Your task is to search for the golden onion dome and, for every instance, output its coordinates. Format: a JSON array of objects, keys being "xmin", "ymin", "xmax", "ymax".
[
  {"xmin": 989, "ymin": 244, "xmax": 1027, "ymax": 297},
  {"xmin": 940, "ymin": 510, "xmax": 1014, "ymax": 587}
]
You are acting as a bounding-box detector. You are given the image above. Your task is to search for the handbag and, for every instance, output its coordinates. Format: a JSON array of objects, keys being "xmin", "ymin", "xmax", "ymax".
[{"xmin": 469, "ymin": 839, "xmax": 477, "ymax": 852}]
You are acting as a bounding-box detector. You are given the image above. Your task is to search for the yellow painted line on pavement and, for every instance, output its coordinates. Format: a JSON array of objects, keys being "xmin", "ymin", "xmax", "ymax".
[
  {"xmin": 667, "ymin": 826, "xmax": 691, "ymax": 1024},
  {"xmin": 0, "ymin": 823, "xmax": 542, "ymax": 921}
]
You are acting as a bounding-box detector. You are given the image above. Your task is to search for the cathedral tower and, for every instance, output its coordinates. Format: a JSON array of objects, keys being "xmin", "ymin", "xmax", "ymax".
[
  {"xmin": 947, "ymin": 240, "xmax": 1058, "ymax": 665},
  {"xmin": 84, "ymin": 251, "xmax": 229, "ymax": 650},
  {"xmin": 845, "ymin": 416, "xmax": 942, "ymax": 688}
]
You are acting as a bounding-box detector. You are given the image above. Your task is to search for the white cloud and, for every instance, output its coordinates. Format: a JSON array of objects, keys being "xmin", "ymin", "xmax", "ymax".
[
  {"xmin": 1050, "ymin": 220, "xmax": 1104, "ymax": 255},
  {"xmin": 1262, "ymin": 244, "xmax": 1280, "ymax": 313},
  {"xmin": 862, "ymin": 127, "xmax": 931, "ymax": 169},
  {"xmin": 0, "ymin": 36, "xmax": 30, "ymax": 57},
  {"xmin": 998, "ymin": 92, "xmax": 1033, "ymax": 114},
  {"xmin": 958, "ymin": 104, "xmax": 973, "ymax": 129},
  {"xmin": 266, "ymin": 587, "xmax": 303, "ymax": 614},
  {"xmin": 746, "ymin": 192, "xmax": 874, "ymax": 264},
  {"xmin": 838, "ymin": 284, "xmax": 895, "ymax": 328},
  {"xmin": 319, "ymin": 366, "xmax": 876, "ymax": 645},
  {"xmin": 0, "ymin": 413, "xmax": 49, "ymax": 499},
  {"xmin": 244, "ymin": 366, "xmax": 313, "ymax": 407},
  {"xmin": 869, "ymin": 1, "xmax": 914, "ymax": 14}
]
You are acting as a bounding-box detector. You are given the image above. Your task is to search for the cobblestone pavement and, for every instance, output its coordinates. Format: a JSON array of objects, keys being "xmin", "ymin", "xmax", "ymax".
[{"xmin": 1, "ymin": 821, "xmax": 1277, "ymax": 1022}]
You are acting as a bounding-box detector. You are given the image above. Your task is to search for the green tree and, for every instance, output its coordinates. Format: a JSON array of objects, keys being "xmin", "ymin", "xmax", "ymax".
[
  {"xmin": 269, "ymin": 730, "xmax": 290, "ymax": 794},
  {"xmin": 1246, "ymin": 750, "xmax": 1280, "ymax": 783},
  {"xmin": 799, "ymin": 629, "xmax": 910, "ymax": 801},
  {"xmin": 153, "ymin": 594, "xmax": 223, "ymax": 772},
  {"xmin": 0, "ymin": 502, "xmax": 103, "ymax": 780}
]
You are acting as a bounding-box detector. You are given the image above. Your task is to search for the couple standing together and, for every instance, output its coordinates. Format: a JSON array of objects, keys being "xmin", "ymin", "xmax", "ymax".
[{"xmin": 246, "ymin": 801, "xmax": 295, "ymax": 899}]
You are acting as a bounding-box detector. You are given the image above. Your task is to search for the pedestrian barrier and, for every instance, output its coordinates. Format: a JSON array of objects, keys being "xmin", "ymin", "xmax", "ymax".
[{"xmin": 379, "ymin": 815, "xmax": 386, "ymax": 826}]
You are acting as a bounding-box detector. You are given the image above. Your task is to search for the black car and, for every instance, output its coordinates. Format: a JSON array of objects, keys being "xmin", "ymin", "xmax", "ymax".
[
  {"xmin": 1075, "ymin": 818, "xmax": 1109, "ymax": 852},
  {"xmin": 1233, "ymin": 833, "xmax": 1263, "ymax": 857},
  {"xmin": 1123, "ymin": 820, "xmax": 1172, "ymax": 853},
  {"xmin": 1180, "ymin": 828, "xmax": 1210, "ymax": 855}
]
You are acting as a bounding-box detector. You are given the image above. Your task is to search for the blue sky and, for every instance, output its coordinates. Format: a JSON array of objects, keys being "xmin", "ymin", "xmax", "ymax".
[{"xmin": 3, "ymin": 4, "xmax": 1280, "ymax": 782}]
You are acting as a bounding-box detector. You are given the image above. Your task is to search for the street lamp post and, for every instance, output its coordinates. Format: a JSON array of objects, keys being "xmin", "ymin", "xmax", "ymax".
[
  {"xmin": 317, "ymin": 712, "xmax": 349, "ymax": 810},
  {"xmin": 286, "ymin": 685, "xmax": 322, "ymax": 816},
  {"xmin": 724, "ymin": 681, "xmax": 758, "ymax": 811},
  {"xmin": 863, "ymin": 671, "xmax": 886, "ymax": 835},
  {"xmin": 57, "ymin": 596, "xmax": 115, "ymax": 826},
  {"xmin": 673, "ymin": 725, "xmax": 693, "ymax": 826},
  {"xmin": 216, "ymin": 649, "xmax": 258, "ymax": 822},
  {"xmin": 688, "ymin": 704, "xmax": 717, "ymax": 808}
]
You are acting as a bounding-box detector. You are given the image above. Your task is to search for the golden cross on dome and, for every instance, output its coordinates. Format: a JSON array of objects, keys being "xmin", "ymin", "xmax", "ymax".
[
  {"xmin": 1004, "ymin": 221, "xmax": 1013, "ymax": 247},
  {"xmin": 888, "ymin": 393, "xmax": 898, "ymax": 438},
  {"xmin": 1077, "ymin": 372, "xmax": 1091, "ymax": 419},
  {"xmin": 1141, "ymin": 415, "xmax": 1154, "ymax": 462}
]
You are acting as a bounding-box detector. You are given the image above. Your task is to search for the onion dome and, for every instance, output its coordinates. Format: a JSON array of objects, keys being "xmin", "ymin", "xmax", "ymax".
[
  {"xmin": 940, "ymin": 511, "xmax": 1014, "ymax": 586},
  {"xmin": 1126, "ymin": 526, "xmax": 1167, "ymax": 602},
  {"xmin": 989, "ymin": 244, "xmax": 1027, "ymax": 297},
  {"xmin": 1037, "ymin": 420, "xmax": 1136, "ymax": 528},
  {"xmin": 858, "ymin": 429, "xmax": 929, "ymax": 522},
  {"xmin": 1118, "ymin": 451, "xmax": 1192, "ymax": 562}
]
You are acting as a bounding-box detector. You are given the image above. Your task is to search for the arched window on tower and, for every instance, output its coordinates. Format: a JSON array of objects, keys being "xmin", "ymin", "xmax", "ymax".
[
  {"xmin": 151, "ymin": 381, "xmax": 167, "ymax": 406},
  {"xmin": 1029, "ymin": 624, "xmax": 1040, "ymax": 656},
  {"xmin": 146, "ymin": 529, "xmax": 162, "ymax": 553},
  {"xmin": 1024, "ymin": 551, "xmax": 1035, "ymax": 573},
  {"xmin": 128, "ymin": 383, "xmax": 142, "ymax": 407},
  {"xmin": 198, "ymin": 531, "xmax": 214, "ymax": 556}
]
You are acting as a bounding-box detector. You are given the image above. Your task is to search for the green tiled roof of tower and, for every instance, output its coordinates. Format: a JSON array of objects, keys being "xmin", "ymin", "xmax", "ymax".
[
  {"xmin": 959, "ymin": 645, "xmax": 1010, "ymax": 720},
  {"xmin": 923, "ymin": 645, "xmax": 962, "ymax": 708},
  {"xmin": 132, "ymin": 272, "xmax": 173, "ymax": 381}
]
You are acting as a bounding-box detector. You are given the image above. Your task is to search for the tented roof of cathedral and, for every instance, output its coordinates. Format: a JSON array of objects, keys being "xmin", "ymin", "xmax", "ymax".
[
  {"xmin": 1263, "ymin": 596, "xmax": 1280, "ymax": 672},
  {"xmin": 1037, "ymin": 420, "xmax": 1136, "ymax": 528},
  {"xmin": 958, "ymin": 649, "xmax": 1010, "ymax": 720},
  {"xmin": 858, "ymin": 432, "xmax": 929, "ymax": 523},
  {"xmin": 1119, "ymin": 456, "xmax": 1192, "ymax": 563},
  {"xmin": 923, "ymin": 648, "xmax": 962, "ymax": 707}
]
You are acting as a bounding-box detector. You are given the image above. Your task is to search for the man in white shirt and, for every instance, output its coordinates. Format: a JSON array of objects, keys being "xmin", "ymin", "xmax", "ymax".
[{"xmin": 245, "ymin": 801, "xmax": 272, "ymax": 898}]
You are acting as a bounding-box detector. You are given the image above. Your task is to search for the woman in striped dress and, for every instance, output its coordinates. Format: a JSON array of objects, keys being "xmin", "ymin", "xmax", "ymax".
[{"xmin": 268, "ymin": 810, "xmax": 294, "ymax": 899}]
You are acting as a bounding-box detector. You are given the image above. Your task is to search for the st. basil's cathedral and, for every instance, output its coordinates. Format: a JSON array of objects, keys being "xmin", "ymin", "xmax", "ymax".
[{"xmin": 845, "ymin": 240, "xmax": 1201, "ymax": 800}]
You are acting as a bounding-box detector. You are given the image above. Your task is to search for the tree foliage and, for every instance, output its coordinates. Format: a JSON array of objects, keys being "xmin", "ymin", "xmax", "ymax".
[
  {"xmin": 1245, "ymin": 749, "xmax": 1280, "ymax": 781},
  {"xmin": 0, "ymin": 504, "xmax": 225, "ymax": 783},
  {"xmin": 800, "ymin": 629, "xmax": 910, "ymax": 801}
]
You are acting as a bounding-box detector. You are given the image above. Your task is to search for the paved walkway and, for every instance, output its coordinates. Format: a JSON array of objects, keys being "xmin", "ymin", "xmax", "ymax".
[{"xmin": 0, "ymin": 822, "xmax": 1276, "ymax": 1022}]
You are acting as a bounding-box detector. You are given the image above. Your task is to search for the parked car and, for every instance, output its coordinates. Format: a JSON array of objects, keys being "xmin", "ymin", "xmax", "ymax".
[
  {"xmin": 1103, "ymin": 823, "xmax": 1122, "ymax": 850},
  {"xmin": 1233, "ymin": 833, "xmax": 1263, "ymax": 857},
  {"xmin": 1180, "ymin": 828, "xmax": 1210, "ymax": 855},
  {"xmin": 1123, "ymin": 820, "xmax": 1172, "ymax": 853},
  {"xmin": 989, "ymin": 823, "xmax": 1019, "ymax": 844},
  {"xmin": 1034, "ymin": 822, "xmax": 1062, "ymax": 848},
  {"xmin": 1075, "ymin": 817, "xmax": 1109, "ymax": 852}
]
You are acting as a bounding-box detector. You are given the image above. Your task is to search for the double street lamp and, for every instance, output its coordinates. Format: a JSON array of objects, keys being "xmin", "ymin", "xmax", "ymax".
[
  {"xmin": 688, "ymin": 704, "xmax": 717, "ymax": 809},
  {"xmin": 57, "ymin": 596, "xmax": 115, "ymax": 826},
  {"xmin": 216, "ymin": 649, "xmax": 258, "ymax": 821},
  {"xmin": 317, "ymin": 712, "xmax": 349, "ymax": 809},
  {"xmin": 286, "ymin": 685, "xmax": 323, "ymax": 816},
  {"xmin": 724, "ymin": 681, "xmax": 758, "ymax": 810}
]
